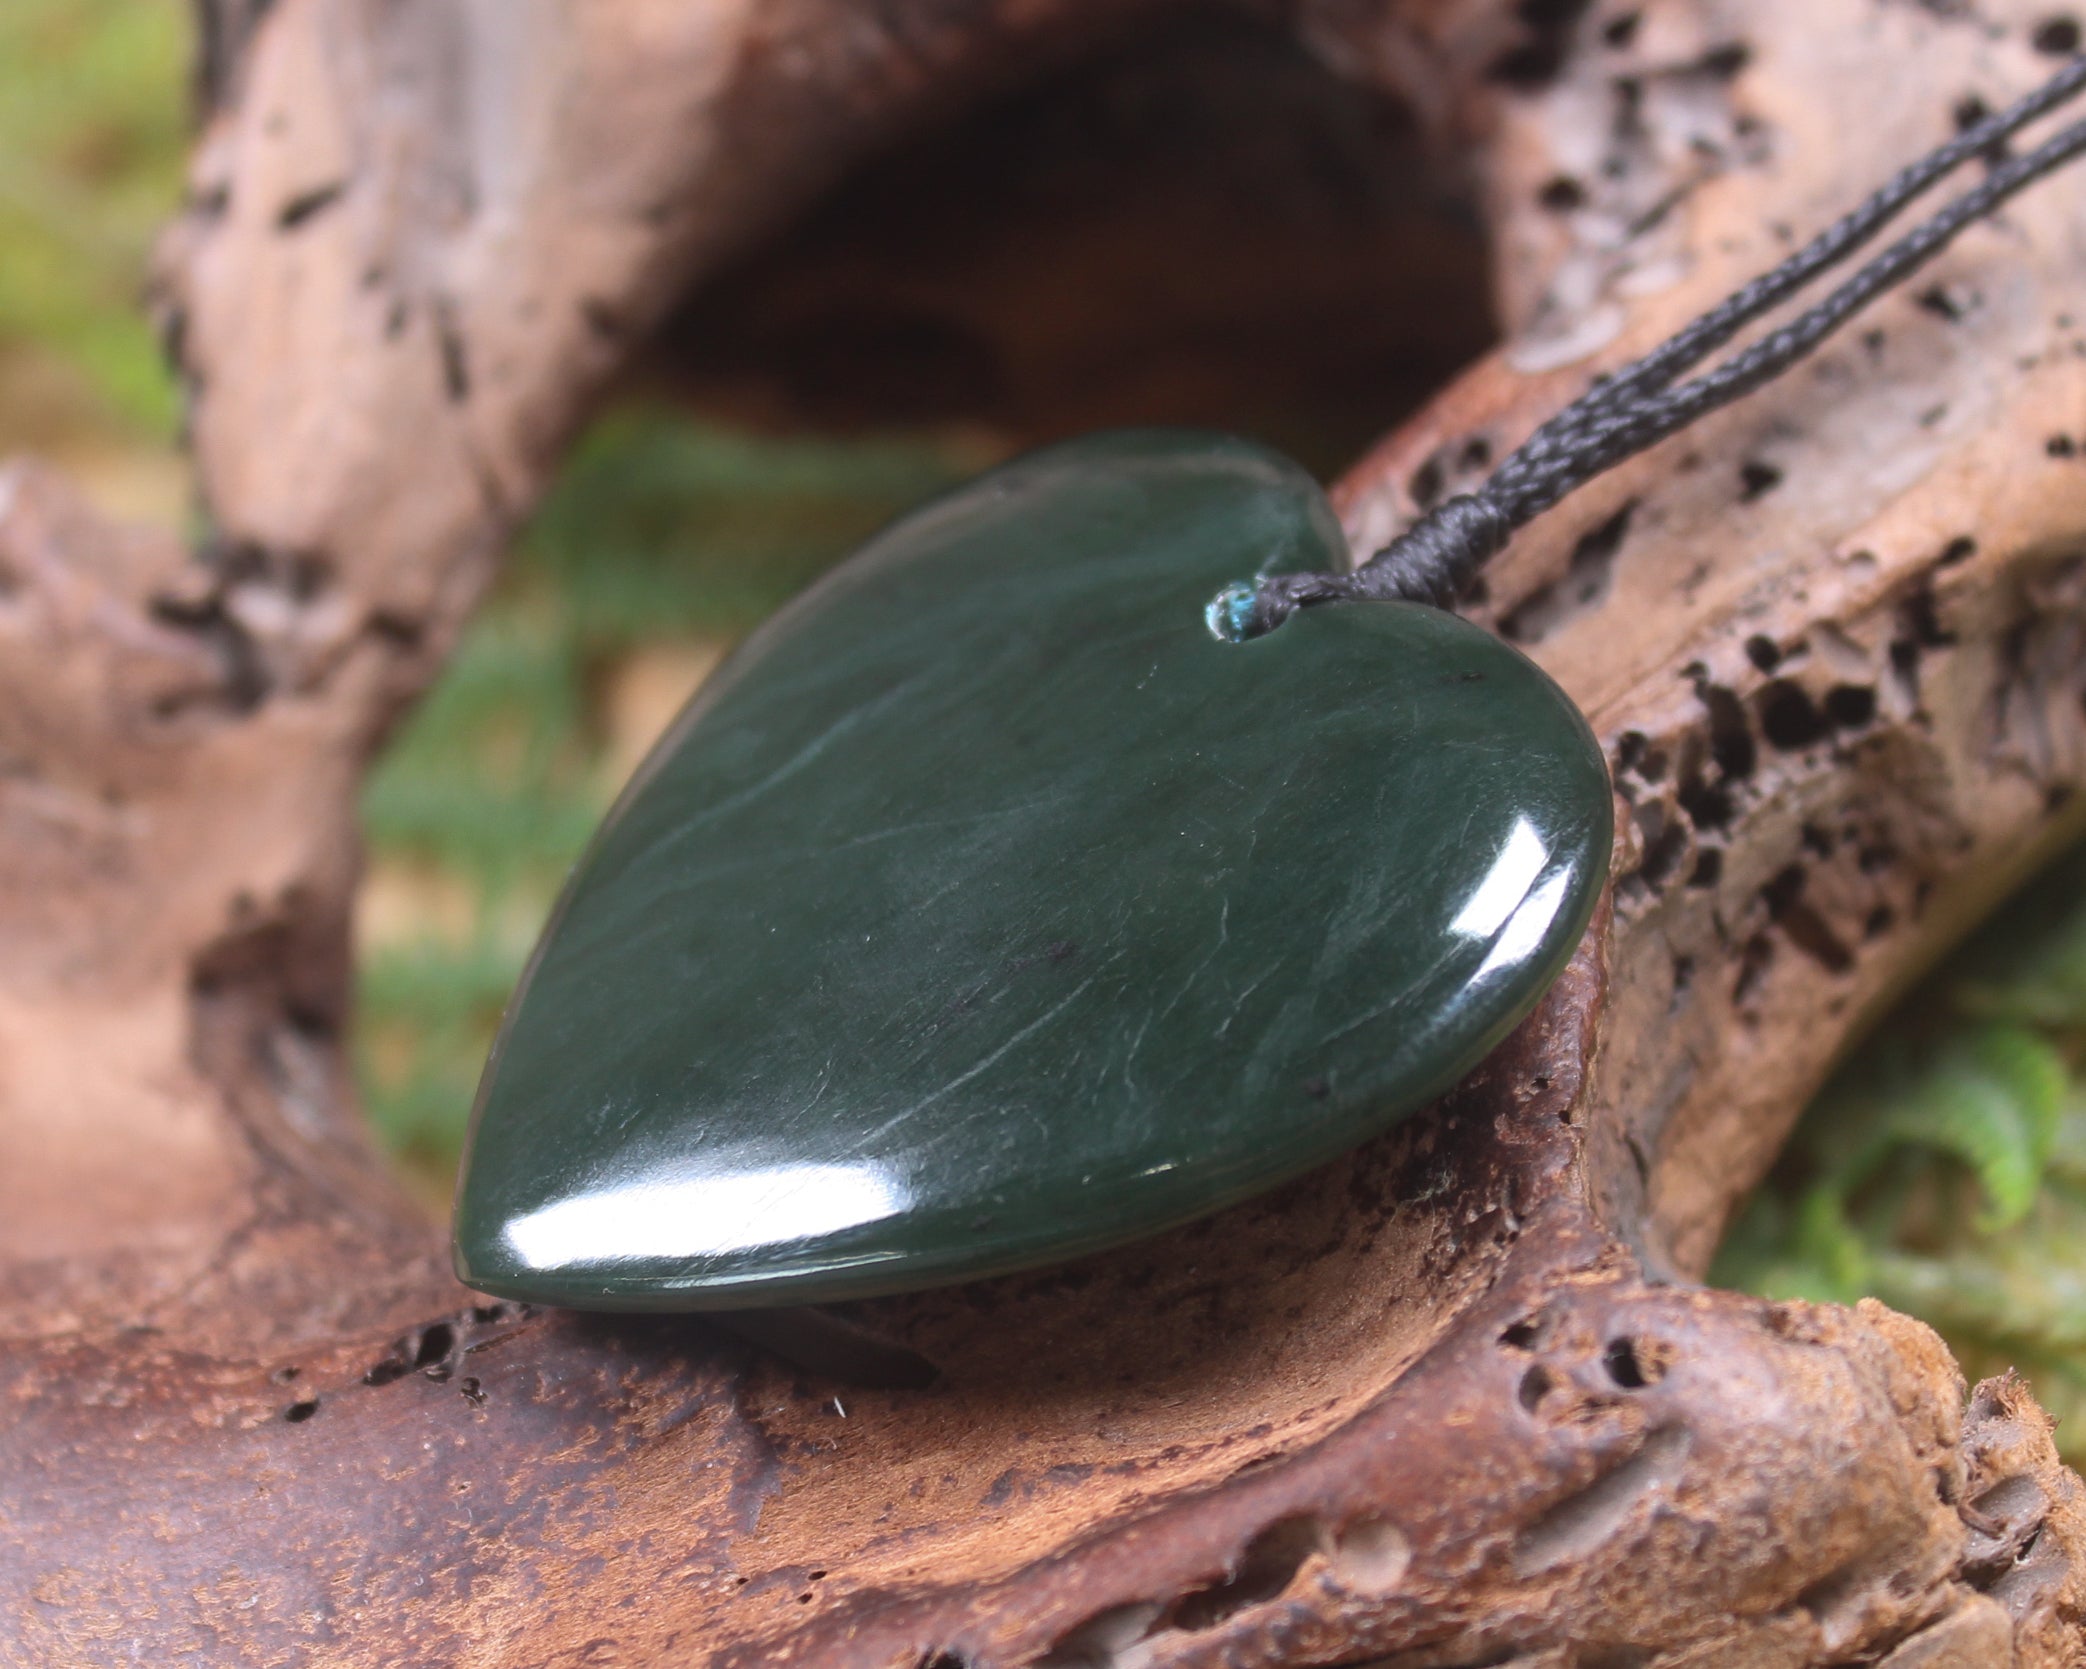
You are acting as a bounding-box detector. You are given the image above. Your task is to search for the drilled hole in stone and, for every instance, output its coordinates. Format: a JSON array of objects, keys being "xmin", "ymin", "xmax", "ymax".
[
  {"xmin": 1519, "ymin": 1364, "xmax": 1554, "ymax": 1411},
  {"xmin": 284, "ymin": 1398, "xmax": 319, "ymax": 1423}
]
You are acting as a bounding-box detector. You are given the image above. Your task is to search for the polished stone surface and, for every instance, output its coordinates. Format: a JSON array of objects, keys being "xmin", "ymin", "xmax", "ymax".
[{"xmin": 453, "ymin": 432, "xmax": 1612, "ymax": 1311}]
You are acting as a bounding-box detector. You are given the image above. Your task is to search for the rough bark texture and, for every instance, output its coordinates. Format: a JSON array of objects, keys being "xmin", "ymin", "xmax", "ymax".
[{"xmin": 6, "ymin": 0, "xmax": 2086, "ymax": 1664}]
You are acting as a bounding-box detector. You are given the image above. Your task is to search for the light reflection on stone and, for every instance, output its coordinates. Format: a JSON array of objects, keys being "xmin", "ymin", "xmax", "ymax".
[
  {"xmin": 1451, "ymin": 817, "xmax": 1548, "ymax": 940},
  {"xmin": 503, "ymin": 1160, "xmax": 912, "ymax": 1270}
]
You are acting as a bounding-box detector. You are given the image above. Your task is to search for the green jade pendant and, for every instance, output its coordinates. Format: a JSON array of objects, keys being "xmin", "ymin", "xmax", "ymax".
[{"xmin": 452, "ymin": 432, "xmax": 1612, "ymax": 1311}]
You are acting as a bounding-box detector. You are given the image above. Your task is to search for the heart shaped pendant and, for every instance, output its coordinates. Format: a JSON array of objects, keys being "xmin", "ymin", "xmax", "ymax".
[{"xmin": 452, "ymin": 432, "xmax": 1612, "ymax": 1311}]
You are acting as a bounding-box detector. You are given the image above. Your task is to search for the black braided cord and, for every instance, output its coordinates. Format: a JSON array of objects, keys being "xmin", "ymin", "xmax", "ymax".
[{"xmin": 1214, "ymin": 56, "xmax": 2086, "ymax": 639}]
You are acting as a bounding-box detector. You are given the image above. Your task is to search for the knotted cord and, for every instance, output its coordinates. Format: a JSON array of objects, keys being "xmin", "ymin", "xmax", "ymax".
[{"xmin": 1213, "ymin": 55, "xmax": 2086, "ymax": 639}]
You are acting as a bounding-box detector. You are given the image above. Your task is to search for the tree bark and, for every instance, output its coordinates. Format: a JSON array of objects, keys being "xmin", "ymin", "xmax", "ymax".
[{"xmin": 5, "ymin": 1, "xmax": 2086, "ymax": 1664}]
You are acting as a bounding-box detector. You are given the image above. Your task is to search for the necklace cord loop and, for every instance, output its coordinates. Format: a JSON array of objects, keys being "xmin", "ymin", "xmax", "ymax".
[{"xmin": 1223, "ymin": 54, "xmax": 2086, "ymax": 640}]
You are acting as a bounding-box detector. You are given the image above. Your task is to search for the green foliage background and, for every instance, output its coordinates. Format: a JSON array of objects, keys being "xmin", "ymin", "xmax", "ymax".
[
  {"xmin": 13, "ymin": 0, "xmax": 2086, "ymax": 1460},
  {"xmin": 1712, "ymin": 847, "xmax": 2086, "ymax": 1452},
  {"xmin": 0, "ymin": 0, "xmax": 187, "ymax": 438}
]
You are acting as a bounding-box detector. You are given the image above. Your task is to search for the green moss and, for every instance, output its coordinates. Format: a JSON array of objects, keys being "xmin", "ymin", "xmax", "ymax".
[{"xmin": 1716, "ymin": 844, "xmax": 2086, "ymax": 1459}]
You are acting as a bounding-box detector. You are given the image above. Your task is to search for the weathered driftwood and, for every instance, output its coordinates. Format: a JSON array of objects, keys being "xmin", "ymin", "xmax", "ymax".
[{"xmin": 5, "ymin": 0, "xmax": 2086, "ymax": 1663}]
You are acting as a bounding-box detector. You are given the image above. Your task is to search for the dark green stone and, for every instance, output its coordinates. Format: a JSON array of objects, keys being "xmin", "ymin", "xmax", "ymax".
[{"xmin": 452, "ymin": 432, "xmax": 1612, "ymax": 1311}]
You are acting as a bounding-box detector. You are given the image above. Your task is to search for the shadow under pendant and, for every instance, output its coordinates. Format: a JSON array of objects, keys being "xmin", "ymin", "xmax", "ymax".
[{"xmin": 451, "ymin": 430, "xmax": 1613, "ymax": 1311}]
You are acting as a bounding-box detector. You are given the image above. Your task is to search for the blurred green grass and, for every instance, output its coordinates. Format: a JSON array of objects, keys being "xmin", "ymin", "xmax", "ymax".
[
  {"xmin": 0, "ymin": 0, "xmax": 187, "ymax": 440},
  {"xmin": 15, "ymin": 0, "xmax": 2086, "ymax": 1460}
]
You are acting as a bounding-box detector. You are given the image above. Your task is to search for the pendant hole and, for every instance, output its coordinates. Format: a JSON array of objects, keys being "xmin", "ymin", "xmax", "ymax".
[{"xmin": 1205, "ymin": 582, "xmax": 1280, "ymax": 643}]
